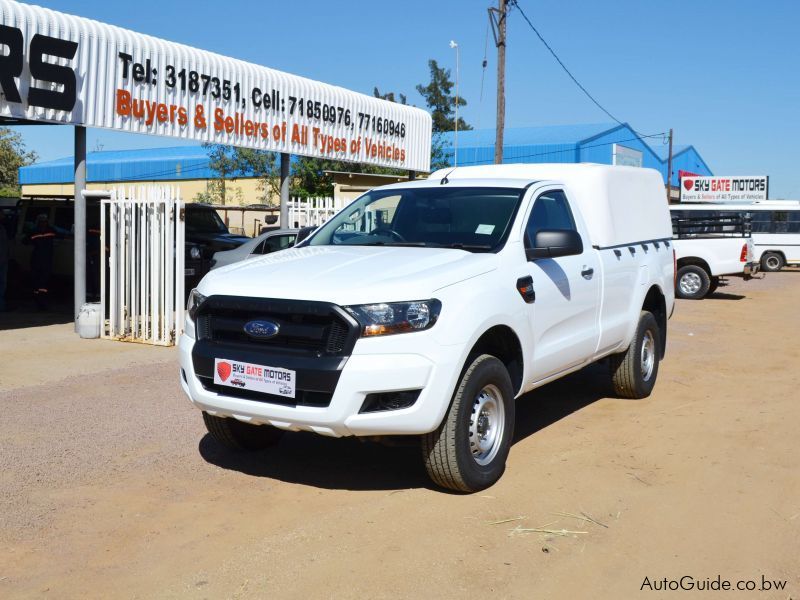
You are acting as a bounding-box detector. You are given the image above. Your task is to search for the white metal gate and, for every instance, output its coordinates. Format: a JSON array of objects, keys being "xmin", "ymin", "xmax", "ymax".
[
  {"xmin": 101, "ymin": 186, "xmax": 185, "ymax": 345},
  {"xmin": 288, "ymin": 196, "xmax": 345, "ymax": 228}
]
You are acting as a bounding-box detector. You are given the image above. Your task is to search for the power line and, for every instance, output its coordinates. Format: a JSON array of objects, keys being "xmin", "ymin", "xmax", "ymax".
[
  {"xmin": 509, "ymin": 0, "xmax": 658, "ymax": 138},
  {"xmin": 454, "ymin": 132, "xmax": 667, "ymax": 166}
]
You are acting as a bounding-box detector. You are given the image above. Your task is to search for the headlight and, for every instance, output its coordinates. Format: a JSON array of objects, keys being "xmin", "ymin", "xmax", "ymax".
[
  {"xmin": 189, "ymin": 246, "xmax": 202, "ymax": 260},
  {"xmin": 186, "ymin": 289, "xmax": 206, "ymax": 321},
  {"xmin": 345, "ymin": 300, "xmax": 441, "ymax": 337}
]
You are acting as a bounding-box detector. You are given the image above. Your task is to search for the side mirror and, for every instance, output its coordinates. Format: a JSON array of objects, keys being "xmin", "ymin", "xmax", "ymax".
[{"xmin": 525, "ymin": 229, "xmax": 584, "ymax": 261}]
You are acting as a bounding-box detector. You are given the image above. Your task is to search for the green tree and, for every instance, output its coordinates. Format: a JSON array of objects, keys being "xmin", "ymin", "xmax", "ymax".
[
  {"xmin": 197, "ymin": 143, "xmax": 279, "ymax": 205},
  {"xmin": 373, "ymin": 87, "xmax": 407, "ymax": 105},
  {"xmin": 415, "ymin": 59, "xmax": 471, "ymax": 133},
  {"xmin": 0, "ymin": 128, "xmax": 37, "ymax": 197}
]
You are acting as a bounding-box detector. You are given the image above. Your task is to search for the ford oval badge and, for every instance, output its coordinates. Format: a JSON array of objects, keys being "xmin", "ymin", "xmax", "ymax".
[{"xmin": 243, "ymin": 319, "xmax": 280, "ymax": 339}]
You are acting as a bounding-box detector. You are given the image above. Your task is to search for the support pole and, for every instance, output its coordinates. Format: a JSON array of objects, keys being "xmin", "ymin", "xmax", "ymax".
[
  {"xmin": 666, "ymin": 128, "xmax": 674, "ymax": 203},
  {"xmin": 494, "ymin": 0, "xmax": 507, "ymax": 164},
  {"xmin": 280, "ymin": 153, "xmax": 290, "ymax": 228},
  {"xmin": 74, "ymin": 126, "xmax": 87, "ymax": 331}
]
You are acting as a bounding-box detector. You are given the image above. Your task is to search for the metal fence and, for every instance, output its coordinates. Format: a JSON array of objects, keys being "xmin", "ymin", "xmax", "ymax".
[
  {"xmin": 101, "ymin": 186, "xmax": 184, "ymax": 346},
  {"xmin": 288, "ymin": 197, "xmax": 345, "ymax": 228}
]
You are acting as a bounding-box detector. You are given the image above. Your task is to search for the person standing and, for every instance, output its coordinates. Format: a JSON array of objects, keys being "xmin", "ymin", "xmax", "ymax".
[
  {"xmin": 0, "ymin": 211, "xmax": 8, "ymax": 311},
  {"xmin": 24, "ymin": 213, "xmax": 57, "ymax": 310}
]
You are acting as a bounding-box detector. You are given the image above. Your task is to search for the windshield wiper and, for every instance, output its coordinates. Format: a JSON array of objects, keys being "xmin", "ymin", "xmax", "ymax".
[
  {"xmin": 442, "ymin": 243, "xmax": 493, "ymax": 251},
  {"xmin": 355, "ymin": 241, "xmax": 429, "ymax": 247}
]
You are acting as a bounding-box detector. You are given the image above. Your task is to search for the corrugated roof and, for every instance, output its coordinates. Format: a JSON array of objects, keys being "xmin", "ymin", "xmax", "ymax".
[
  {"xmin": 439, "ymin": 122, "xmax": 619, "ymax": 147},
  {"xmin": 19, "ymin": 145, "xmax": 212, "ymax": 184},
  {"xmin": 653, "ymin": 144, "xmax": 691, "ymax": 160},
  {"xmin": 19, "ymin": 124, "xmax": 713, "ymax": 186}
]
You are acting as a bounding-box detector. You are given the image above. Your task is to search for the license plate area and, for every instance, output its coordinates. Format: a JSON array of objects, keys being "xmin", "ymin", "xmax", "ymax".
[{"xmin": 214, "ymin": 358, "xmax": 296, "ymax": 399}]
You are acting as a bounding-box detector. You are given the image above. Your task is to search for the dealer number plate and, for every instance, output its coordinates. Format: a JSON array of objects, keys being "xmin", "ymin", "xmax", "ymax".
[{"xmin": 213, "ymin": 358, "xmax": 296, "ymax": 399}]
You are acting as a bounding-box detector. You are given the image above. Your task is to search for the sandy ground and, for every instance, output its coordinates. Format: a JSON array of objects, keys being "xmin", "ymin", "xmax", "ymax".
[{"xmin": 1, "ymin": 272, "xmax": 798, "ymax": 599}]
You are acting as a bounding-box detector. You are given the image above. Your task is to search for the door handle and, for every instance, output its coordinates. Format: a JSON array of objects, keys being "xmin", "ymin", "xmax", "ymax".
[{"xmin": 581, "ymin": 267, "xmax": 594, "ymax": 279}]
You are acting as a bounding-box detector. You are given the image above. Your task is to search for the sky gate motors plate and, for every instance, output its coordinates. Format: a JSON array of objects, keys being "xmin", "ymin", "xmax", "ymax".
[{"xmin": 214, "ymin": 358, "xmax": 296, "ymax": 399}]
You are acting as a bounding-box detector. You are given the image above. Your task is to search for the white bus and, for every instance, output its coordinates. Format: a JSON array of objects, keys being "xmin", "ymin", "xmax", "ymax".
[{"xmin": 670, "ymin": 201, "xmax": 800, "ymax": 271}]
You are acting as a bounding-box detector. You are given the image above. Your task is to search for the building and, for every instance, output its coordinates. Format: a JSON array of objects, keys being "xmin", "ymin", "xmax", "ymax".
[
  {"xmin": 440, "ymin": 123, "xmax": 713, "ymax": 188},
  {"xmin": 18, "ymin": 145, "xmax": 268, "ymax": 205}
]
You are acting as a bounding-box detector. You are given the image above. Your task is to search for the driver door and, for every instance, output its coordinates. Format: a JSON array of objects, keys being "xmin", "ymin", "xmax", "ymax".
[{"xmin": 523, "ymin": 189, "xmax": 601, "ymax": 382}]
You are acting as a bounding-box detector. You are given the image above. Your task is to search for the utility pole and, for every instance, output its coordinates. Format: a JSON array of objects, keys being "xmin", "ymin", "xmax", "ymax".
[
  {"xmin": 666, "ymin": 128, "xmax": 674, "ymax": 203},
  {"xmin": 489, "ymin": 0, "xmax": 507, "ymax": 164}
]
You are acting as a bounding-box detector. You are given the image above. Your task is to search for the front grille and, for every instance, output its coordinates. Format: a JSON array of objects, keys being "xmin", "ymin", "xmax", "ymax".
[{"xmin": 196, "ymin": 296, "xmax": 359, "ymax": 357}]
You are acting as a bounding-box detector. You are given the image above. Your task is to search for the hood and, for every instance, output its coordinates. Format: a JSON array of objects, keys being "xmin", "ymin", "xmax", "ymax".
[
  {"xmin": 187, "ymin": 231, "xmax": 250, "ymax": 249},
  {"xmin": 199, "ymin": 245, "xmax": 499, "ymax": 304}
]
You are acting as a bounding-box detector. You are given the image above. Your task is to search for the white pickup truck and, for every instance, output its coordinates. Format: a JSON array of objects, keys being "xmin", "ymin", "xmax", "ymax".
[
  {"xmin": 670, "ymin": 210, "xmax": 759, "ymax": 300},
  {"xmin": 179, "ymin": 164, "xmax": 675, "ymax": 492}
]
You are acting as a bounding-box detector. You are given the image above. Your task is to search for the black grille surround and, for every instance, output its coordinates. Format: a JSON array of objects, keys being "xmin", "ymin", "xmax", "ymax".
[{"xmin": 191, "ymin": 296, "xmax": 361, "ymax": 407}]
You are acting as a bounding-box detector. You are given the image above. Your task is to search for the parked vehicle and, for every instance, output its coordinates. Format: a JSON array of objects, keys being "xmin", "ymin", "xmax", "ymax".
[
  {"xmin": 11, "ymin": 198, "xmax": 226, "ymax": 299},
  {"xmin": 670, "ymin": 210, "xmax": 759, "ymax": 299},
  {"xmin": 179, "ymin": 164, "xmax": 675, "ymax": 492},
  {"xmin": 184, "ymin": 202, "xmax": 249, "ymax": 257},
  {"xmin": 670, "ymin": 201, "xmax": 800, "ymax": 272},
  {"xmin": 210, "ymin": 226, "xmax": 316, "ymax": 270}
]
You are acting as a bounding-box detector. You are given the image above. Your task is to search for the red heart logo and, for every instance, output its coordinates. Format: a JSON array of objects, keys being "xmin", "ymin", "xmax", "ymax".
[
  {"xmin": 683, "ymin": 179, "xmax": 694, "ymax": 191},
  {"xmin": 216, "ymin": 361, "xmax": 232, "ymax": 382}
]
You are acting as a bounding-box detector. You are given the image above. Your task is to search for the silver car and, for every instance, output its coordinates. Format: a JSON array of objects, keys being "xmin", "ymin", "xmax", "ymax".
[{"xmin": 210, "ymin": 227, "xmax": 314, "ymax": 270}]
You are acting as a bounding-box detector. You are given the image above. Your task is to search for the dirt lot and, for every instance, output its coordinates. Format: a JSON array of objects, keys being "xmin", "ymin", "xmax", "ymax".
[{"xmin": 1, "ymin": 272, "xmax": 798, "ymax": 599}]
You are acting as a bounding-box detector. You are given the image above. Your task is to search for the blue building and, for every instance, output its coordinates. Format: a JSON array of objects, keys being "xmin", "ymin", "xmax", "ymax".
[{"xmin": 439, "ymin": 123, "xmax": 712, "ymax": 186}]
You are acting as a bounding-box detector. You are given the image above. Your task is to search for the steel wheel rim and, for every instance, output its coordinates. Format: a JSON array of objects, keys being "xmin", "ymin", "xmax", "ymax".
[
  {"xmin": 679, "ymin": 272, "xmax": 702, "ymax": 295},
  {"xmin": 766, "ymin": 256, "xmax": 780, "ymax": 270},
  {"xmin": 640, "ymin": 330, "xmax": 656, "ymax": 382},
  {"xmin": 469, "ymin": 384, "xmax": 505, "ymax": 466}
]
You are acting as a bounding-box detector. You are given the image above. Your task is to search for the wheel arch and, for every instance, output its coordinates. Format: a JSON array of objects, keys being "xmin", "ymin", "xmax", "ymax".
[
  {"xmin": 676, "ymin": 256, "xmax": 711, "ymax": 275},
  {"xmin": 642, "ymin": 284, "xmax": 668, "ymax": 358},
  {"xmin": 464, "ymin": 325, "xmax": 524, "ymax": 396}
]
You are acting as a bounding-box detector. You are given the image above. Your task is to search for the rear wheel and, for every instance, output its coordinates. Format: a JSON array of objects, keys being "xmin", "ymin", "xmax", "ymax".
[
  {"xmin": 676, "ymin": 265, "xmax": 711, "ymax": 299},
  {"xmin": 202, "ymin": 412, "xmax": 284, "ymax": 451},
  {"xmin": 609, "ymin": 311, "xmax": 661, "ymax": 399},
  {"xmin": 761, "ymin": 252, "xmax": 784, "ymax": 272},
  {"xmin": 422, "ymin": 355, "xmax": 515, "ymax": 493}
]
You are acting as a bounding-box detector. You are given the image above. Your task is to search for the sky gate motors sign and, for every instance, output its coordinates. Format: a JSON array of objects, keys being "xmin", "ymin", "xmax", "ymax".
[
  {"xmin": 0, "ymin": 0, "xmax": 432, "ymax": 171},
  {"xmin": 681, "ymin": 176, "xmax": 769, "ymax": 203}
]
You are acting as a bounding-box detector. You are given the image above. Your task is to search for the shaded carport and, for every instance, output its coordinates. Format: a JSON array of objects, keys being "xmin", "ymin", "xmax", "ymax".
[{"xmin": 0, "ymin": 0, "xmax": 430, "ymax": 335}]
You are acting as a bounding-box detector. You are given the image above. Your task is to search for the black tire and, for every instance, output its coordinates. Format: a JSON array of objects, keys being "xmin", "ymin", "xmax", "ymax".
[
  {"xmin": 761, "ymin": 252, "xmax": 785, "ymax": 272},
  {"xmin": 707, "ymin": 276, "xmax": 720, "ymax": 295},
  {"xmin": 609, "ymin": 311, "xmax": 661, "ymax": 399},
  {"xmin": 676, "ymin": 265, "xmax": 711, "ymax": 299},
  {"xmin": 202, "ymin": 412, "xmax": 284, "ymax": 451},
  {"xmin": 422, "ymin": 355, "xmax": 515, "ymax": 493}
]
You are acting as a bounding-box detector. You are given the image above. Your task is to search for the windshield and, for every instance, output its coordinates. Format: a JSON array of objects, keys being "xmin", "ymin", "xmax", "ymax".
[
  {"xmin": 307, "ymin": 187, "xmax": 525, "ymax": 252},
  {"xmin": 186, "ymin": 208, "xmax": 228, "ymax": 234}
]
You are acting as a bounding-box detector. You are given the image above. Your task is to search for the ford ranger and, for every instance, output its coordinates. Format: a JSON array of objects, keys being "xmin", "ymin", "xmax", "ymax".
[{"xmin": 179, "ymin": 164, "xmax": 675, "ymax": 492}]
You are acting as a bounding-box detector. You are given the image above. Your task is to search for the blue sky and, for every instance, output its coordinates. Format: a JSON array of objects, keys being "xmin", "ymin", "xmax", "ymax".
[{"xmin": 11, "ymin": 0, "xmax": 800, "ymax": 197}]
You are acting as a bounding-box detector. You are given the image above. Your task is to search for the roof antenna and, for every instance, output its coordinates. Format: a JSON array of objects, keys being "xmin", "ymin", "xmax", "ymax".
[{"xmin": 440, "ymin": 167, "xmax": 457, "ymax": 185}]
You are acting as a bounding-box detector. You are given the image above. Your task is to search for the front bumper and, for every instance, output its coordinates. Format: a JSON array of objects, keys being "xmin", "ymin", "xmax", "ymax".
[{"xmin": 178, "ymin": 332, "xmax": 461, "ymax": 437}]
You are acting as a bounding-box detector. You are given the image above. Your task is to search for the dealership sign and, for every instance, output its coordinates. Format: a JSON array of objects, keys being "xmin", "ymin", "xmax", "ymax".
[
  {"xmin": 680, "ymin": 176, "xmax": 768, "ymax": 203},
  {"xmin": 0, "ymin": 0, "xmax": 432, "ymax": 171}
]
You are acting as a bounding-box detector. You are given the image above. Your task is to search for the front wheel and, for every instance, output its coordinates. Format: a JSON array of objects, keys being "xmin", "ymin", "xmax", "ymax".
[
  {"xmin": 422, "ymin": 355, "xmax": 515, "ymax": 493},
  {"xmin": 202, "ymin": 412, "xmax": 284, "ymax": 451},
  {"xmin": 676, "ymin": 265, "xmax": 711, "ymax": 299},
  {"xmin": 609, "ymin": 311, "xmax": 662, "ymax": 399},
  {"xmin": 761, "ymin": 252, "xmax": 784, "ymax": 272}
]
